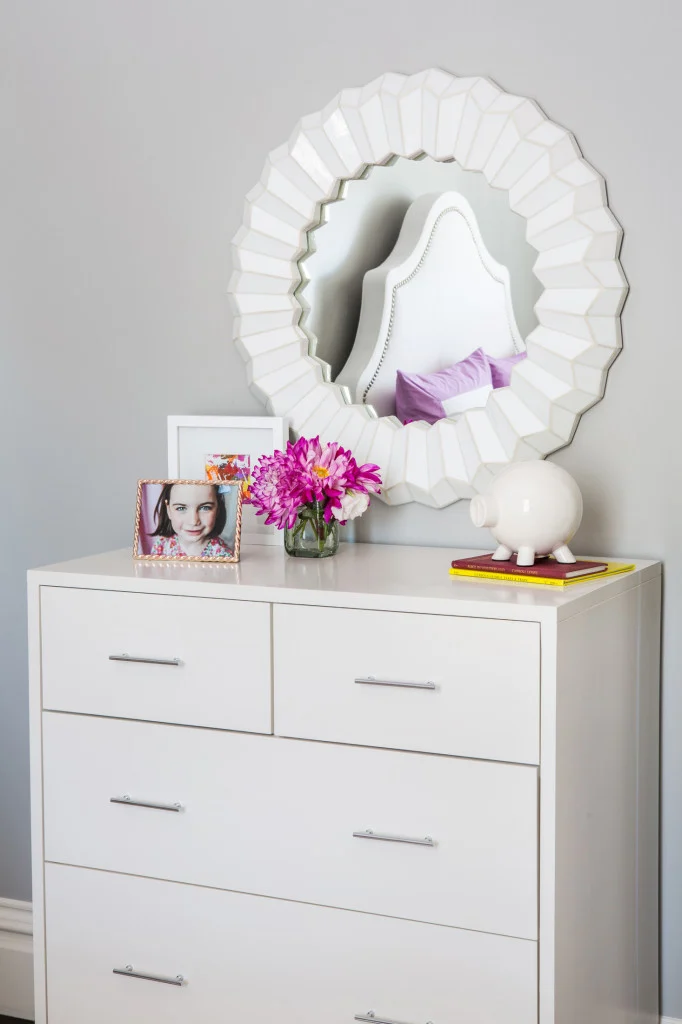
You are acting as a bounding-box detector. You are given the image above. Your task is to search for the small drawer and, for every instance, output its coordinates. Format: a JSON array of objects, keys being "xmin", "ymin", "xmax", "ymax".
[
  {"xmin": 45, "ymin": 863, "xmax": 537, "ymax": 1024},
  {"xmin": 274, "ymin": 605, "xmax": 539, "ymax": 763},
  {"xmin": 43, "ymin": 712, "xmax": 538, "ymax": 939},
  {"xmin": 40, "ymin": 587, "xmax": 271, "ymax": 733}
]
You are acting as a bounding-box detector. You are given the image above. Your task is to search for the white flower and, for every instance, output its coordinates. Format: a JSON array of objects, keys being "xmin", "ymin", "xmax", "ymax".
[{"xmin": 332, "ymin": 489, "xmax": 370, "ymax": 522}]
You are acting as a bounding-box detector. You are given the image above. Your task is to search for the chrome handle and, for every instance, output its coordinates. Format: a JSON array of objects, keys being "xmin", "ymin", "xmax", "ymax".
[
  {"xmin": 355, "ymin": 1013, "xmax": 433, "ymax": 1024},
  {"xmin": 354, "ymin": 676, "xmax": 436, "ymax": 691},
  {"xmin": 352, "ymin": 829, "xmax": 435, "ymax": 847},
  {"xmin": 114, "ymin": 965, "xmax": 185, "ymax": 986},
  {"xmin": 109, "ymin": 654, "xmax": 181, "ymax": 667},
  {"xmin": 110, "ymin": 795, "xmax": 183, "ymax": 812}
]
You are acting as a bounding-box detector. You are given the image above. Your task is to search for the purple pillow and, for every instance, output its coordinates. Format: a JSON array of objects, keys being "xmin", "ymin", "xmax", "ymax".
[
  {"xmin": 486, "ymin": 350, "xmax": 527, "ymax": 388},
  {"xmin": 395, "ymin": 348, "xmax": 493, "ymax": 425}
]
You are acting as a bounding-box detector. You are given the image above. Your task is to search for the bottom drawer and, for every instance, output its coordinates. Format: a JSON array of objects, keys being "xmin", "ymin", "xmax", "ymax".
[{"xmin": 45, "ymin": 863, "xmax": 537, "ymax": 1024}]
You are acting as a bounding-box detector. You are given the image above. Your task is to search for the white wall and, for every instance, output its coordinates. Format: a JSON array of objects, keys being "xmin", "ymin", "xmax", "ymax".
[{"xmin": 1, "ymin": 0, "xmax": 679, "ymax": 1013}]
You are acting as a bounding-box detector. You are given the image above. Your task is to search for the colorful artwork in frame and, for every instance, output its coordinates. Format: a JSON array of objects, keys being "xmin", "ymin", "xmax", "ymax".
[
  {"xmin": 167, "ymin": 416, "xmax": 287, "ymax": 546},
  {"xmin": 205, "ymin": 453, "xmax": 252, "ymax": 503}
]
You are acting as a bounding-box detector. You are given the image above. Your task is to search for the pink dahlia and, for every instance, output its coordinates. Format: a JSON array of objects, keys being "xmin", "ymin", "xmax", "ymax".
[{"xmin": 251, "ymin": 436, "xmax": 381, "ymax": 529}]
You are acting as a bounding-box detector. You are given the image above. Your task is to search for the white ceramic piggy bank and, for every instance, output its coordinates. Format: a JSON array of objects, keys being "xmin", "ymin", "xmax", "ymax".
[{"xmin": 469, "ymin": 461, "xmax": 583, "ymax": 566}]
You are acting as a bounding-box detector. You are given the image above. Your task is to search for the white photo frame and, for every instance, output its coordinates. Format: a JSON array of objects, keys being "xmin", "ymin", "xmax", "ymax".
[{"xmin": 167, "ymin": 416, "xmax": 287, "ymax": 546}]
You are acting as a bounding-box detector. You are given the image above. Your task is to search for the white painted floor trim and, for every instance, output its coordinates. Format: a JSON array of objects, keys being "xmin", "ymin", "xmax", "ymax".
[
  {"xmin": 662, "ymin": 1018, "xmax": 682, "ymax": 1023},
  {"xmin": 0, "ymin": 897, "xmax": 34, "ymax": 1019}
]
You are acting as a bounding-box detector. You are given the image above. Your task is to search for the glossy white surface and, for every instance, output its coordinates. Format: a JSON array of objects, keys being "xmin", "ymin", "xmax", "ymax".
[
  {"xmin": 540, "ymin": 578, "xmax": 661, "ymax": 1024},
  {"xmin": 40, "ymin": 587, "xmax": 272, "ymax": 733},
  {"xmin": 44, "ymin": 863, "xmax": 538, "ymax": 1024},
  {"xmin": 229, "ymin": 69, "xmax": 628, "ymax": 507},
  {"xmin": 470, "ymin": 460, "xmax": 583, "ymax": 564},
  {"xmin": 42, "ymin": 713, "xmax": 538, "ymax": 939},
  {"xmin": 28, "ymin": 542, "xmax": 661, "ymax": 1024},
  {"xmin": 275, "ymin": 604, "xmax": 540, "ymax": 763},
  {"xmin": 29, "ymin": 542, "xmax": 659, "ymax": 623},
  {"xmin": 336, "ymin": 190, "xmax": 524, "ymax": 416}
]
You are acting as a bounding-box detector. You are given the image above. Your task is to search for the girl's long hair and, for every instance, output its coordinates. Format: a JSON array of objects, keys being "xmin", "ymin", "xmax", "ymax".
[{"xmin": 150, "ymin": 483, "xmax": 227, "ymax": 538}]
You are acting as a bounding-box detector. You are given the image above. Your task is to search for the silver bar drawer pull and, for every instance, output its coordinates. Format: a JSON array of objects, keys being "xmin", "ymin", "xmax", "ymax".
[
  {"xmin": 355, "ymin": 1013, "xmax": 433, "ymax": 1024},
  {"xmin": 114, "ymin": 965, "xmax": 185, "ymax": 987},
  {"xmin": 352, "ymin": 829, "xmax": 435, "ymax": 847},
  {"xmin": 354, "ymin": 676, "xmax": 436, "ymax": 691},
  {"xmin": 110, "ymin": 795, "xmax": 183, "ymax": 812},
  {"xmin": 109, "ymin": 653, "xmax": 181, "ymax": 667}
]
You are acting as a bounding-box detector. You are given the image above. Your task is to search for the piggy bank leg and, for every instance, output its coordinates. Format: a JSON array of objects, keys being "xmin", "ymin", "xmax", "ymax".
[
  {"xmin": 517, "ymin": 545, "xmax": 536, "ymax": 566},
  {"xmin": 491, "ymin": 543, "xmax": 513, "ymax": 561},
  {"xmin": 552, "ymin": 544, "xmax": 577, "ymax": 564}
]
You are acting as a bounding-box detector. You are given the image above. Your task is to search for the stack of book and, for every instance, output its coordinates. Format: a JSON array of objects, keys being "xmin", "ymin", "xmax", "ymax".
[{"xmin": 449, "ymin": 553, "xmax": 635, "ymax": 587}]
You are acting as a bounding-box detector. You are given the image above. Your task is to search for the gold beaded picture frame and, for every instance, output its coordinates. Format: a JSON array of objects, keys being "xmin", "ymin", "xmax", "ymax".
[{"xmin": 133, "ymin": 479, "xmax": 242, "ymax": 563}]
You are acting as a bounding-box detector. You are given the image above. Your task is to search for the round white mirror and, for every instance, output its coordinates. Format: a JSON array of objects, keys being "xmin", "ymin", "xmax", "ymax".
[{"xmin": 230, "ymin": 70, "xmax": 627, "ymax": 507}]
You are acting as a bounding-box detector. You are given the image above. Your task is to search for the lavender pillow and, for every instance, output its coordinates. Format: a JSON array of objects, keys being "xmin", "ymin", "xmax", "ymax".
[
  {"xmin": 395, "ymin": 348, "xmax": 493, "ymax": 425},
  {"xmin": 486, "ymin": 350, "xmax": 527, "ymax": 388}
]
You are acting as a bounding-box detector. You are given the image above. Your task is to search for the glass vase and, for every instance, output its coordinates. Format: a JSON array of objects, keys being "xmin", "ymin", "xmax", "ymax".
[{"xmin": 284, "ymin": 502, "xmax": 339, "ymax": 558}]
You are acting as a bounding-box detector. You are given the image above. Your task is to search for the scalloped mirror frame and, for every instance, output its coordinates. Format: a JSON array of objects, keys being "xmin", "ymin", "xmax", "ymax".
[{"xmin": 229, "ymin": 69, "xmax": 628, "ymax": 508}]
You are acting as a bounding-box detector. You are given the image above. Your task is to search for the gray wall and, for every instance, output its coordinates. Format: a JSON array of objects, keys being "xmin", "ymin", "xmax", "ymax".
[{"xmin": 1, "ymin": 0, "xmax": 680, "ymax": 1013}]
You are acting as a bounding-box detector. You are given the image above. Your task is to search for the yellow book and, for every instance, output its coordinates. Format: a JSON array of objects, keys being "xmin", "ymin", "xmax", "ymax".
[{"xmin": 449, "ymin": 561, "xmax": 636, "ymax": 587}]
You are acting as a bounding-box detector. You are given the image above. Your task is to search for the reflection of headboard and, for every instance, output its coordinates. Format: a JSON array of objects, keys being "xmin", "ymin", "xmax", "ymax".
[{"xmin": 336, "ymin": 191, "xmax": 525, "ymax": 419}]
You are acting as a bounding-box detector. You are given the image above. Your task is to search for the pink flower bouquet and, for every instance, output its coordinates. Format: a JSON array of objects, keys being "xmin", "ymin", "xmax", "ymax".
[{"xmin": 251, "ymin": 436, "xmax": 382, "ymax": 557}]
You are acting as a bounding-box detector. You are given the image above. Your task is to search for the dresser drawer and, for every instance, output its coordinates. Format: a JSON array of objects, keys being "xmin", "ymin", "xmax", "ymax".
[
  {"xmin": 43, "ymin": 712, "xmax": 538, "ymax": 939},
  {"xmin": 45, "ymin": 863, "xmax": 537, "ymax": 1024},
  {"xmin": 40, "ymin": 587, "xmax": 272, "ymax": 732},
  {"xmin": 274, "ymin": 605, "xmax": 540, "ymax": 763}
]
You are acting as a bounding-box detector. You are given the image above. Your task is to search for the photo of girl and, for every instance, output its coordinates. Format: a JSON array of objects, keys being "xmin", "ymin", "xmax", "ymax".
[{"xmin": 134, "ymin": 480, "xmax": 242, "ymax": 562}]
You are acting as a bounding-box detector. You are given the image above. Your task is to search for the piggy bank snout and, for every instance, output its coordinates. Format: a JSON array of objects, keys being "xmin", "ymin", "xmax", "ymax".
[{"xmin": 470, "ymin": 494, "xmax": 498, "ymax": 529}]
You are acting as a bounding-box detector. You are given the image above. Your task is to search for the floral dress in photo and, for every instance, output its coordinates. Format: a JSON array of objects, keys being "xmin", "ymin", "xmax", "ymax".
[{"xmin": 150, "ymin": 535, "xmax": 233, "ymax": 558}]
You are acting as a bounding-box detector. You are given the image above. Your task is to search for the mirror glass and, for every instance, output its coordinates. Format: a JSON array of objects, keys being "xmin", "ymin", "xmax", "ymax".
[{"xmin": 298, "ymin": 155, "xmax": 542, "ymax": 384}]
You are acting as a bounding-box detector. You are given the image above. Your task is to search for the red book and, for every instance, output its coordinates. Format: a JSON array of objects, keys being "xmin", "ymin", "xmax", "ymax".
[{"xmin": 451, "ymin": 553, "xmax": 609, "ymax": 579}]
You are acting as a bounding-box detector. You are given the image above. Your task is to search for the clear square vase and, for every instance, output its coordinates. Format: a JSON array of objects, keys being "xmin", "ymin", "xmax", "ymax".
[{"xmin": 284, "ymin": 502, "xmax": 339, "ymax": 558}]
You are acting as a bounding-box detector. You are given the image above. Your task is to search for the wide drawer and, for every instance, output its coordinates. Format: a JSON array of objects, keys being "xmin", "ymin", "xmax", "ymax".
[
  {"xmin": 44, "ymin": 863, "xmax": 537, "ymax": 1024},
  {"xmin": 40, "ymin": 587, "xmax": 272, "ymax": 732},
  {"xmin": 43, "ymin": 712, "xmax": 538, "ymax": 939},
  {"xmin": 274, "ymin": 605, "xmax": 540, "ymax": 763}
]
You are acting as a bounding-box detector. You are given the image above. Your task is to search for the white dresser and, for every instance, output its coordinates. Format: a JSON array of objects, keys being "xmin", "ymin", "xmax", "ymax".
[{"xmin": 27, "ymin": 543, "xmax": 661, "ymax": 1024}]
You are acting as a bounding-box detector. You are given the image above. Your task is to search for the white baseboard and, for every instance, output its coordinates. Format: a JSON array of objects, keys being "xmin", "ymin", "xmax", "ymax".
[
  {"xmin": 0, "ymin": 897, "xmax": 34, "ymax": 1019},
  {"xmin": 662, "ymin": 1018, "xmax": 682, "ymax": 1023}
]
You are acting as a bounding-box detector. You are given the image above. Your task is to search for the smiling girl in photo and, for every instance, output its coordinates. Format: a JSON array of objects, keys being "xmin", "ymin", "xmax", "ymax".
[{"xmin": 149, "ymin": 482, "xmax": 233, "ymax": 558}]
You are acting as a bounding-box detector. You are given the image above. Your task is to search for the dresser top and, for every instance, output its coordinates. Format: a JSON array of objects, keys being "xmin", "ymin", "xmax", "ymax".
[{"xmin": 28, "ymin": 544, "xmax": 660, "ymax": 623}]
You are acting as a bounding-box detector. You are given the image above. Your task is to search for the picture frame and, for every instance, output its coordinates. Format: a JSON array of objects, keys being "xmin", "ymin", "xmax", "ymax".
[
  {"xmin": 134, "ymin": 479, "xmax": 242, "ymax": 563},
  {"xmin": 167, "ymin": 415, "xmax": 287, "ymax": 546}
]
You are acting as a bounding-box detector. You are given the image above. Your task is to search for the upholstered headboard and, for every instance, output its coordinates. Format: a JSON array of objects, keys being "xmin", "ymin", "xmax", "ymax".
[{"xmin": 336, "ymin": 191, "xmax": 525, "ymax": 419}]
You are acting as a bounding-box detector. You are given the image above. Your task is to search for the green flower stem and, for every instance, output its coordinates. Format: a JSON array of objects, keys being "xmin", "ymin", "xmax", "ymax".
[
  {"xmin": 295, "ymin": 501, "xmax": 330, "ymax": 551},
  {"xmin": 285, "ymin": 501, "xmax": 339, "ymax": 558}
]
